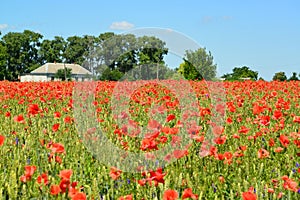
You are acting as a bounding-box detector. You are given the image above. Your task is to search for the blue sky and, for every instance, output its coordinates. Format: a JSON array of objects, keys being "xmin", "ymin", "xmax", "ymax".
[{"xmin": 1, "ymin": 0, "xmax": 300, "ymax": 80}]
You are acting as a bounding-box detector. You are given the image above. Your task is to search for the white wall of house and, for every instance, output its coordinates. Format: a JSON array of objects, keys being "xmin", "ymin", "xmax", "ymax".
[
  {"xmin": 20, "ymin": 74, "xmax": 92, "ymax": 82},
  {"xmin": 20, "ymin": 75, "xmax": 48, "ymax": 82}
]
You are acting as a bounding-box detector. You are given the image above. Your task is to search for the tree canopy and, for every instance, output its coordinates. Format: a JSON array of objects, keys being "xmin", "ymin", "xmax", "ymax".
[
  {"xmin": 177, "ymin": 48, "xmax": 217, "ymax": 80},
  {"xmin": 221, "ymin": 66, "xmax": 258, "ymax": 81},
  {"xmin": 288, "ymin": 72, "xmax": 299, "ymax": 81},
  {"xmin": 0, "ymin": 30, "xmax": 172, "ymax": 81},
  {"xmin": 272, "ymin": 72, "xmax": 287, "ymax": 81},
  {"xmin": 54, "ymin": 68, "xmax": 72, "ymax": 81},
  {"xmin": 2, "ymin": 30, "xmax": 43, "ymax": 80},
  {"xmin": 1, "ymin": 29, "xmax": 298, "ymax": 82}
]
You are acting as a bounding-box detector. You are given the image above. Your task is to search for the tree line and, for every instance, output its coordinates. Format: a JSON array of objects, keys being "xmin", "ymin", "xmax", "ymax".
[
  {"xmin": 221, "ymin": 66, "xmax": 300, "ymax": 81},
  {"xmin": 0, "ymin": 30, "xmax": 218, "ymax": 81},
  {"xmin": 0, "ymin": 30, "xmax": 167, "ymax": 81},
  {"xmin": 0, "ymin": 30, "xmax": 298, "ymax": 82}
]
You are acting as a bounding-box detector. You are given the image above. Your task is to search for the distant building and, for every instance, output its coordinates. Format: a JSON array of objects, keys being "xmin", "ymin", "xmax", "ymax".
[
  {"xmin": 20, "ymin": 63, "xmax": 92, "ymax": 82},
  {"xmin": 239, "ymin": 77, "xmax": 251, "ymax": 81}
]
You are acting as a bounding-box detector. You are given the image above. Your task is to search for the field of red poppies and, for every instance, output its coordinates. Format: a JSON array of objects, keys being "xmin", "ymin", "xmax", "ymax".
[{"xmin": 0, "ymin": 80, "xmax": 299, "ymax": 199}]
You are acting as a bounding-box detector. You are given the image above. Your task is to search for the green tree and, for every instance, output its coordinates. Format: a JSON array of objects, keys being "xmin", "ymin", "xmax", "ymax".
[
  {"xmin": 0, "ymin": 40, "xmax": 8, "ymax": 80},
  {"xmin": 81, "ymin": 35, "xmax": 99, "ymax": 76},
  {"xmin": 178, "ymin": 59, "xmax": 202, "ymax": 80},
  {"xmin": 94, "ymin": 33, "xmax": 168, "ymax": 80},
  {"xmin": 288, "ymin": 72, "xmax": 299, "ymax": 81},
  {"xmin": 99, "ymin": 68, "xmax": 123, "ymax": 81},
  {"xmin": 272, "ymin": 72, "xmax": 287, "ymax": 81},
  {"xmin": 54, "ymin": 68, "xmax": 72, "ymax": 81},
  {"xmin": 178, "ymin": 48, "xmax": 217, "ymax": 80},
  {"xmin": 2, "ymin": 30, "xmax": 43, "ymax": 80},
  {"xmin": 136, "ymin": 36, "xmax": 168, "ymax": 79},
  {"xmin": 39, "ymin": 36, "xmax": 66, "ymax": 64},
  {"xmin": 221, "ymin": 66, "xmax": 258, "ymax": 81},
  {"xmin": 64, "ymin": 36, "xmax": 89, "ymax": 65}
]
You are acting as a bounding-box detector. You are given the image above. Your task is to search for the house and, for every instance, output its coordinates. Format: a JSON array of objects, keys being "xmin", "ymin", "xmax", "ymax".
[{"xmin": 20, "ymin": 63, "xmax": 92, "ymax": 82}]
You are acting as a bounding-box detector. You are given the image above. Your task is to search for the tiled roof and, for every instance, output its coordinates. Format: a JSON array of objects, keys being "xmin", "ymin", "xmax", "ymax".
[{"xmin": 31, "ymin": 63, "xmax": 92, "ymax": 75}]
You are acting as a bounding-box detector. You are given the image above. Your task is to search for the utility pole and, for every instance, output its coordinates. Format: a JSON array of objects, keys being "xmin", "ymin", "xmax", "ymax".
[
  {"xmin": 156, "ymin": 63, "xmax": 159, "ymax": 80},
  {"xmin": 64, "ymin": 63, "xmax": 66, "ymax": 81}
]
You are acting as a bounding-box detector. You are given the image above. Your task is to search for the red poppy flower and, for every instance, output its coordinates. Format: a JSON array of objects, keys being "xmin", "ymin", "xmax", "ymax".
[
  {"xmin": 71, "ymin": 192, "xmax": 87, "ymax": 200},
  {"xmin": 68, "ymin": 187, "xmax": 79, "ymax": 199},
  {"xmin": 138, "ymin": 179, "xmax": 147, "ymax": 186},
  {"xmin": 52, "ymin": 123, "xmax": 60, "ymax": 132},
  {"xmin": 148, "ymin": 119, "xmax": 162, "ymax": 131},
  {"xmin": 59, "ymin": 178, "xmax": 70, "ymax": 193},
  {"xmin": 219, "ymin": 176, "xmax": 225, "ymax": 183},
  {"xmin": 118, "ymin": 194, "xmax": 133, "ymax": 200},
  {"xmin": 14, "ymin": 114, "xmax": 25, "ymax": 123},
  {"xmin": 49, "ymin": 143, "xmax": 65, "ymax": 154},
  {"xmin": 212, "ymin": 125, "xmax": 224, "ymax": 135},
  {"xmin": 28, "ymin": 104, "xmax": 40, "ymax": 115},
  {"xmin": 5, "ymin": 111, "xmax": 11, "ymax": 117},
  {"xmin": 293, "ymin": 116, "xmax": 300, "ymax": 123},
  {"xmin": 214, "ymin": 136, "xmax": 226, "ymax": 145},
  {"xmin": 252, "ymin": 103, "xmax": 264, "ymax": 115},
  {"xmin": 258, "ymin": 148, "xmax": 269, "ymax": 159},
  {"xmin": 269, "ymin": 138, "xmax": 275, "ymax": 147},
  {"xmin": 279, "ymin": 135, "xmax": 289, "ymax": 148},
  {"xmin": 50, "ymin": 185, "xmax": 61, "ymax": 195},
  {"xmin": 182, "ymin": 188, "xmax": 198, "ymax": 199},
  {"xmin": 25, "ymin": 165, "xmax": 37, "ymax": 177},
  {"xmin": 274, "ymin": 147, "xmax": 284, "ymax": 153},
  {"xmin": 20, "ymin": 165, "xmax": 37, "ymax": 182},
  {"xmin": 54, "ymin": 111, "xmax": 61, "ymax": 118},
  {"xmin": 64, "ymin": 116, "xmax": 73, "ymax": 124},
  {"xmin": 110, "ymin": 167, "xmax": 122, "ymax": 180},
  {"xmin": 166, "ymin": 114, "xmax": 176, "ymax": 122},
  {"xmin": 223, "ymin": 151, "xmax": 233, "ymax": 160},
  {"xmin": 267, "ymin": 188, "xmax": 274, "ymax": 193},
  {"xmin": 0, "ymin": 135, "xmax": 5, "ymax": 146},
  {"xmin": 37, "ymin": 173, "xmax": 49, "ymax": 185},
  {"xmin": 238, "ymin": 126, "xmax": 250, "ymax": 134},
  {"xmin": 147, "ymin": 167, "xmax": 166, "ymax": 186},
  {"xmin": 226, "ymin": 117, "xmax": 233, "ymax": 124},
  {"xmin": 273, "ymin": 110, "xmax": 282, "ymax": 119},
  {"xmin": 282, "ymin": 176, "xmax": 298, "ymax": 192},
  {"xmin": 173, "ymin": 149, "xmax": 188, "ymax": 159},
  {"xmin": 242, "ymin": 187, "xmax": 257, "ymax": 200},
  {"xmin": 163, "ymin": 189, "xmax": 178, "ymax": 200},
  {"xmin": 140, "ymin": 138, "xmax": 158, "ymax": 151},
  {"xmin": 55, "ymin": 155, "xmax": 62, "ymax": 164},
  {"xmin": 59, "ymin": 169, "xmax": 72, "ymax": 180},
  {"xmin": 242, "ymin": 191, "xmax": 257, "ymax": 200},
  {"xmin": 259, "ymin": 115, "xmax": 270, "ymax": 126},
  {"xmin": 294, "ymin": 139, "xmax": 300, "ymax": 148}
]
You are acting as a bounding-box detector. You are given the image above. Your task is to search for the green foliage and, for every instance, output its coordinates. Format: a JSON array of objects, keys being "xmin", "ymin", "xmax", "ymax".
[
  {"xmin": 64, "ymin": 36, "xmax": 89, "ymax": 65},
  {"xmin": 91, "ymin": 34, "xmax": 169, "ymax": 80},
  {"xmin": 1, "ymin": 30, "xmax": 43, "ymax": 81},
  {"xmin": 0, "ymin": 41, "xmax": 8, "ymax": 80},
  {"xmin": 178, "ymin": 48, "xmax": 217, "ymax": 80},
  {"xmin": 99, "ymin": 68, "xmax": 124, "ymax": 81},
  {"xmin": 54, "ymin": 67, "xmax": 72, "ymax": 81},
  {"xmin": 272, "ymin": 71, "xmax": 287, "ymax": 81},
  {"xmin": 178, "ymin": 59, "xmax": 202, "ymax": 80},
  {"xmin": 288, "ymin": 72, "xmax": 299, "ymax": 81},
  {"xmin": 39, "ymin": 36, "xmax": 66, "ymax": 64},
  {"xmin": 221, "ymin": 66, "xmax": 258, "ymax": 81}
]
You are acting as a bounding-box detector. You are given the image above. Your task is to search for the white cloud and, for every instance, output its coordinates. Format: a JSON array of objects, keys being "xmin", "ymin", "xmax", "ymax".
[
  {"xmin": 109, "ymin": 21, "xmax": 134, "ymax": 30},
  {"xmin": 0, "ymin": 24, "xmax": 8, "ymax": 30},
  {"xmin": 222, "ymin": 16, "xmax": 233, "ymax": 21},
  {"xmin": 201, "ymin": 16, "xmax": 214, "ymax": 23}
]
